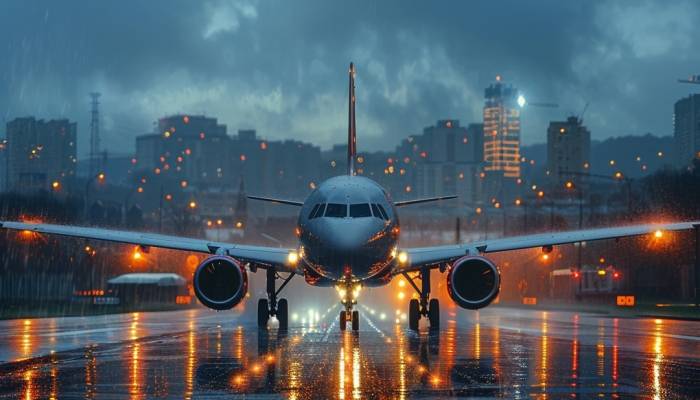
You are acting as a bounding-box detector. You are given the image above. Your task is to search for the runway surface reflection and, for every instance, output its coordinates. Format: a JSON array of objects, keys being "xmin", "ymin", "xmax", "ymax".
[{"xmin": 0, "ymin": 306, "xmax": 698, "ymax": 398}]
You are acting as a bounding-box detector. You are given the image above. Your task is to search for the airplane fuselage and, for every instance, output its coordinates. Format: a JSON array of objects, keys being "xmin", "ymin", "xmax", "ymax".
[{"xmin": 297, "ymin": 175, "xmax": 399, "ymax": 286}]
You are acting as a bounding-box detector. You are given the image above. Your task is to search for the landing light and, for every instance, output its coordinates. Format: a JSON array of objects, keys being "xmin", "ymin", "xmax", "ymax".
[
  {"xmin": 397, "ymin": 251, "xmax": 408, "ymax": 265},
  {"xmin": 287, "ymin": 251, "xmax": 299, "ymax": 266}
]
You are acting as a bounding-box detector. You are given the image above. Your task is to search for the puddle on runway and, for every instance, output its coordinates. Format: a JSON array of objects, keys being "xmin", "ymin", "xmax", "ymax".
[{"xmin": 0, "ymin": 309, "xmax": 699, "ymax": 399}]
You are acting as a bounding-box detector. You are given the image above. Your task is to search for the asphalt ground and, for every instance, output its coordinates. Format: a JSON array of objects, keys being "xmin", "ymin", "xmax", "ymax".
[{"xmin": 0, "ymin": 303, "xmax": 699, "ymax": 399}]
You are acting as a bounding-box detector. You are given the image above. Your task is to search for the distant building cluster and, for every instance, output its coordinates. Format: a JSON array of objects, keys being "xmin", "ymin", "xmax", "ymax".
[{"xmin": 0, "ymin": 80, "xmax": 697, "ymax": 219}]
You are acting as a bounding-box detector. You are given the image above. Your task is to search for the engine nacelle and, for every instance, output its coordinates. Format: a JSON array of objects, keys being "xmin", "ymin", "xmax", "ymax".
[
  {"xmin": 447, "ymin": 256, "xmax": 500, "ymax": 310},
  {"xmin": 193, "ymin": 255, "xmax": 247, "ymax": 310}
]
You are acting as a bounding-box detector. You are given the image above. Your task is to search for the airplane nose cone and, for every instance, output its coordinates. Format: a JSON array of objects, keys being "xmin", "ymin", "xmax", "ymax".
[
  {"xmin": 319, "ymin": 219, "xmax": 383, "ymax": 251},
  {"xmin": 325, "ymin": 228, "xmax": 371, "ymax": 251}
]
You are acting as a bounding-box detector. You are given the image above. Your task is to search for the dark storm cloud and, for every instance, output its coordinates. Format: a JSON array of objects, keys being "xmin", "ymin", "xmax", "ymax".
[{"xmin": 1, "ymin": 0, "xmax": 698, "ymax": 155}]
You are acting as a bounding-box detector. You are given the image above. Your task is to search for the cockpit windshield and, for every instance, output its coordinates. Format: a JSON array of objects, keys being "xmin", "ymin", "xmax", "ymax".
[
  {"xmin": 324, "ymin": 203, "xmax": 347, "ymax": 218},
  {"xmin": 349, "ymin": 203, "xmax": 372, "ymax": 218}
]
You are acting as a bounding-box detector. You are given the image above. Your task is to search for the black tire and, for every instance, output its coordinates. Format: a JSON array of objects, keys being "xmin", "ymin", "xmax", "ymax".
[
  {"xmin": 409, "ymin": 299, "xmax": 420, "ymax": 331},
  {"xmin": 277, "ymin": 298, "xmax": 288, "ymax": 331},
  {"xmin": 258, "ymin": 298, "xmax": 269, "ymax": 329},
  {"xmin": 352, "ymin": 310, "xmax": 359, "ymax": 331},
  {"xmin": 339, "ymin": 311, "xmax": 347, "ymax": 331},
  {"xmin": 428, "ymin": 298, "xmax": 440, "ymax": 330}
]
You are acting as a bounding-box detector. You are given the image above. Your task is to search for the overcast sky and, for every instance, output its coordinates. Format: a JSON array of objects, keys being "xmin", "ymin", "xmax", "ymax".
[{"xmin": 1, "ymin": 0, "xmax": 698, "ymax": 156}]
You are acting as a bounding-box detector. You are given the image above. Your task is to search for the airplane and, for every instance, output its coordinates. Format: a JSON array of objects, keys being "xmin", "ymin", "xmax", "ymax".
[{"xmin": 1, "ymin": 63, "xmax": 698, "ymax": 332}]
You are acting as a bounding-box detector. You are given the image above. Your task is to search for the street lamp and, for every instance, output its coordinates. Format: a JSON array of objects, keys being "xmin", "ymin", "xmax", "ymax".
[{"xmin": 85, "ymin": 172, "xmax": 106, "ymax": 221}]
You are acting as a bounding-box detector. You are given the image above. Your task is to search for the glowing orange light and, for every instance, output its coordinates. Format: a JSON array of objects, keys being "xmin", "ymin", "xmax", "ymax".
[
  {"xmin": 654, "ymin": 229, "xmax": 663, "ymax": 239},
  {"xmin": 206, "ymin": 220, "xmax": 213, "ymax": 227},
  {"xmin": 132, "ymin": 247, "xmax": 142, "ymax": 261},
  {"xmin": 514, "ymin": 198, "xmax": 522, "ymax": 206},
  {"xmin": 165, "ymin": 194, "xmax": 172, "ymax": 201},
  {"xmin": 538, "ymin": 190, "xmax": 545, "ymax": 198},
  {"xmin": 137, "ymin": 187, "xmax": 144, "ymax": 193},
  {"xmin": 541, "ymin": 254, "xmax": 549, "ymax": 261},
  {"xmin": 183, "ymin": 115, "xmax": 189, "ymax": 124},
  {"xmin": 180, "ymin": 180, "xmax": 188, "ymax": 188},
  {"xmin": 614, "ymin": 171, "xmax": 623, "ymax": 179},
  {"xmin": 565, "ymin": 181, "xmax": 573, "ymax": 189},
  {"xmin": 97, "ymin": 173, "xmax": 105, "ymax": 181},
  {"xmin": 51, "ymin": 181, "xmax": 60, "ymax": 190},
  {"xmin": 475, "ymin": 207, "xmax": 482, "ymax": 214},
  {"xmin": 599, "ymin": 257, "xmax": 606, "ymax": 264},
  {"xmin": 188, "ymin": 201, "xmax": 197, "ymax": 209},
  {"xmin": 240, "ymin": 154, "xmax": 246, "ymax": 161},
  {"xmin": 216, "ymin": 219, "xmax": 223, "ymax": 226},
  {"xmin": 235, "ymin": 221, "xmax": 243, "ymax": 229}
]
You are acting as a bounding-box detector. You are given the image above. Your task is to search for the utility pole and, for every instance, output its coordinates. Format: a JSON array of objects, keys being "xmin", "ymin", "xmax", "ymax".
[{"xmin": 89, "ymin": 93, "xmax": 101, "ymax": 179}]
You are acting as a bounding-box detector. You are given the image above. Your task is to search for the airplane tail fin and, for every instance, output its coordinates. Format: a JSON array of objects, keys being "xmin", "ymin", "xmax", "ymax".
[{"xmin": 347, "ymin": 62, "xmax": 357, "ymax": 176}]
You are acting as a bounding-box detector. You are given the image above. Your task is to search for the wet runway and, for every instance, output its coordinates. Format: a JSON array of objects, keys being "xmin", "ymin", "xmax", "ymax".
[{"xmin": 1, "ymin": 304, "xmax": 699, "ymax": 399}]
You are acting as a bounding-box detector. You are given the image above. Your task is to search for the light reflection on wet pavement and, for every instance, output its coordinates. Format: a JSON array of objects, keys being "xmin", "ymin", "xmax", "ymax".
[{"xmin": 0, "ymin": 306, "xmax": 699, "ymax": 399}]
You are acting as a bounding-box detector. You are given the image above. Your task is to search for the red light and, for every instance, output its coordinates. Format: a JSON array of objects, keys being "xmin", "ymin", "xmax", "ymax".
[
  {"xmin": 573, "ymin": 271, "xmax": 580, "ymax": 279},
  {"xmin": 613, "ymin": 272, "xmax": 620, "ymax": 279}
]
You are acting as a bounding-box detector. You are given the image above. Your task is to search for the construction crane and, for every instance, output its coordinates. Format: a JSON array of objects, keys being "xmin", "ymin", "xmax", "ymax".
[
  {"xmin": 517, "ymin": 94, "xmax": 559, "ymax": 108},
  {"xmin": 678, "ymin": 74, "xmax": 700, "ymax": 84}
]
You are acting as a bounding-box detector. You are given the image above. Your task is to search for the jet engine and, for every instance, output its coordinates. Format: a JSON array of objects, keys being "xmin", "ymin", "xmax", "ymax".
[
  {"xmin": 193, "ymin": 255, "xmax": 248, "ymax": 310},
  {"xmin": 446, "ymin": 256, "xmax": 500, "ymax": 310}
]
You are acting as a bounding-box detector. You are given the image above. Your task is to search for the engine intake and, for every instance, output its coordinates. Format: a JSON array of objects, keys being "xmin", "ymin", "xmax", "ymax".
[
  {"xmin": 447, "ymin": 256, "xmax": 500, "ymax": 310},
  {"xmin": 193, "ymin": 256, "xmax": 247, "ymax": 310}
]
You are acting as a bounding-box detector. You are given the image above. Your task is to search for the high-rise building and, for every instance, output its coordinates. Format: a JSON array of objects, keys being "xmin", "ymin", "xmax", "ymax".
[
  {"xmin": 483, "ymin": 78, "xmax": 521, "ymax": 179},
  {"xmin": 0, "ymin": 138, "xmax": 7, "ymax": 192},
  {"xmin": 673, "ymin": 94, "xmax": 700, "ymax": 167},
  {"xmin": 135, "ymin": 114, "xmax": 230, "ymax": 189},
  {"xmin": 547, "ymin": 116, "xmax": 590, "ymax": 187},
  {"xmin": 410, "ymin": 120, "xmax": 483, "ymax": 204},
  {"xmin": 6, "ymin": 117, "xmax": 77, "ymax": 192}
]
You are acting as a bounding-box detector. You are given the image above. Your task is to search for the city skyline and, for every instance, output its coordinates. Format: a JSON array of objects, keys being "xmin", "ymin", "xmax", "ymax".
[{"xmin": 1, "ymin": 1, "xmax": 699, "ymax": 156}]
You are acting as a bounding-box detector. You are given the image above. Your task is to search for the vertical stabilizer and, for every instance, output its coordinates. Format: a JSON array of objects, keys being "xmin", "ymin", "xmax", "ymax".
[{"xmin": 347, "ymin": 62, "xmax": 357, "ymax": 175}]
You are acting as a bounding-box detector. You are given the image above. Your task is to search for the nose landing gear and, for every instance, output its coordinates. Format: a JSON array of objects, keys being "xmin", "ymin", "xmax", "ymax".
[
  {"xmin": 403, "ymin": 268, "xmax": 440, "ymax": 331},
  {"xmin": 258, "ymin": 268, "xmax": 294, "ymax": 331},
  {"xmin": 337, "ymin": 282, "xmax": 361, "ymax": 331}
]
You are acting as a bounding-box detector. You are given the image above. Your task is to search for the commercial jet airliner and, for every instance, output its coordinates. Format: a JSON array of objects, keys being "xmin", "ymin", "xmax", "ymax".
[{"xmin": 2, "ymin": 64, "xmax": 698, "ymax": 331}]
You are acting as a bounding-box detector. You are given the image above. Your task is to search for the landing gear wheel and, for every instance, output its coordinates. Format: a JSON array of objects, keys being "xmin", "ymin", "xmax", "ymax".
[
  {"xmin": 428, "ymin": 299, "xmax": 440, "ymax": 330},
  {"xmin": 409, "ymin": 299, "xmax": 420, "ymax": 331},
  {"xmin": 339, "ymin": 311, "xmax": 347, "ymax": 331},
  {"xmin": 258, "ymin": 298, "xmax": 269, "ymax": 329},
  {"xmin": 351, "ymin": 310, "xmax": 359, "ymax": 331},
  {"xmin": 277, "ymin": 298, "xmax": 288, "ymax": 331}
]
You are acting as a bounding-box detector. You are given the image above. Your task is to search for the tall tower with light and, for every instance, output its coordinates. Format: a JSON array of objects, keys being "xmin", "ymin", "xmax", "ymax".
[{"xmin": 482, "ymin": 76, "xmax": 522, "ymax": 180}]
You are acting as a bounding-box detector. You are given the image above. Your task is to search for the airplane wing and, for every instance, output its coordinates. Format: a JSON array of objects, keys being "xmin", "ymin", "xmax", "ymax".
[
  {"xmin": 393, "ymin": 195, "xmax": 457, "ymax": 207},
  {"xmin": 395, "ymin": 221, "xmax": 700, "ymax": 273},
  {"xmin": 0, "ymin": 221, "xmax": 298, "ymax": 273},
  {"xmin": 247, "ymin": 195, "xmax": 304, "ymax": 206}
]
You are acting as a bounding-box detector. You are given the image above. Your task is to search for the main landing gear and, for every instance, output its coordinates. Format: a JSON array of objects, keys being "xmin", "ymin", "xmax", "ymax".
[
  {"xmin": 337, "ymin": 282, "xmax": 361, "ymax": 331},
  {"xmin": 403, "ymin": 268, "xmax": 440, "ymax": 331},
  {"xmin": 258, "ymin": 268, "xmax": 294, "ymax": 331}
]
